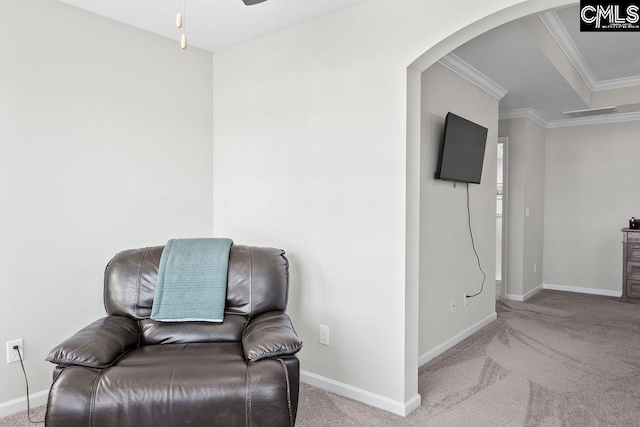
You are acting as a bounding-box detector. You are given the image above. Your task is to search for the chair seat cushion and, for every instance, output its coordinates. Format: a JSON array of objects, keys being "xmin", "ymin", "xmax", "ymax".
[{"xmin": 47, "ymin": 343, "xmax": 295, "ymax": 427}]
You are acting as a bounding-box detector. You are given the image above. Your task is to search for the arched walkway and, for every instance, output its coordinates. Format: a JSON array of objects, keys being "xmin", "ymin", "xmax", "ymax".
[{"xmin": 404, "ymin": 0, "xmax": 576, "ymax": 415}]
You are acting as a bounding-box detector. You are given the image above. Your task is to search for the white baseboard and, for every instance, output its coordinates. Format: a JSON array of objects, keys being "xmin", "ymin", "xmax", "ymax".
[
  {"xmin": 0, "ymin": 389, "xmax": 48, "ymax": 418},
  {"xmin": 300, "ymin": 370, "xmax": 421, "ymax": 417},
  {"xmin": 418, "ymin": 312, "xmax": 498, "ymax": 367},
  {"xmin": 505, "ymin": 284, "xmax": 543, "ymax": 302},
  {"xmin": 543, "ymin": 283, "xmax": 622, "ymax": 298}
]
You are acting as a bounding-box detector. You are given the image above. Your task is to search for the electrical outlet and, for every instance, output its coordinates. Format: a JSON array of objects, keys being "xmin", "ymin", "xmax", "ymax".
[
  {"xmin": 464, "ymin": 292, "xmax": 468, "ymax": 307},
  {"xmin": 318, "ymin": 325, "xmax": 329, "ymax": 346},
  {"xmin": 6, "ymin": 339, "xmax": 23, "ymax": 364},
  {"xmin": 450, "ymin": 298, "xmax": 456, "ymax": 314}
]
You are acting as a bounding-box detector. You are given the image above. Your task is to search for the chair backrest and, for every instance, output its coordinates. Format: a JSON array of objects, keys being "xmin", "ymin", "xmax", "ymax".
[{"xmin": 103, "ymin": 244, "xmax": 289, "ymax": 345}]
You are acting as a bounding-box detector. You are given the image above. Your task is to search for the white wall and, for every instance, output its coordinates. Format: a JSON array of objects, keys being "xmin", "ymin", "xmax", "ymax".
[
  {"xmin": 0, "ymin": 0, "xmax": 213, "ymax": 405},
  {"xmin": 522, "ymin": 120, "xmax": 546, "ymax": 297},
  {"xmin": 211, "ymin": 0, "xmax": 576, "ymax": 410},
  {"xmin": 419, "ymin": 63, "xmax": 497, "ymax": 356},
  {"xmin": 544, "ymin": 121, "xmax": 640, "ymax": 294},
  {"xmin": 498, "ymin": 118, "xmax": 546, "ymax": 298}
]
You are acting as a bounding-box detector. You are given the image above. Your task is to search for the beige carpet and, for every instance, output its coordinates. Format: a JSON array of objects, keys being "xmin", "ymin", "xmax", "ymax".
[
  {"xmin": 0, "ymin": 405, "xmax": 44, "ymax": 427},
  {"xmin": 298, "ymin": 290, "xmax": 640, "ymax": 426},
  {"xmin": 3, "ymin": 290, "xmax": 639, "ymax": 426}
]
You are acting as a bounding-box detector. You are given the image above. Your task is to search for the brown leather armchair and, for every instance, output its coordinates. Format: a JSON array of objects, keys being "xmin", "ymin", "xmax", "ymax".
[{"xmin": 45, "ymin": 245, "xmax": 302, "ymax": 427}]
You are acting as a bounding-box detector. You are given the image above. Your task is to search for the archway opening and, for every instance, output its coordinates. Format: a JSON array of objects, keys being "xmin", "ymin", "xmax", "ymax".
[{"xmin": 404, "ymin": 0, "xmax": 577, "ymax": 416}]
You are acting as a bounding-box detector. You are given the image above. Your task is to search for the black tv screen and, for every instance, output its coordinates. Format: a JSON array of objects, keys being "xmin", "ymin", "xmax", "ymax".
[{"xmin": 435, "ymin": 112, "xmax": 488, "ymax": 184}]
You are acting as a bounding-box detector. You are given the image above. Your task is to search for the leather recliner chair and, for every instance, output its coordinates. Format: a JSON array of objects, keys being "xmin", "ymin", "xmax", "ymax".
[{"xmin": 45, "ymin": 245, "xmax": 302, "ymax": 427}]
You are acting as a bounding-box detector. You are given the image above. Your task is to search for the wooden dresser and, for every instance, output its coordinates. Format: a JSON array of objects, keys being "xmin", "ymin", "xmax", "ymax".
[{"xmin": 622, "ymin": 228, "xmax": 640, "ymax": 299}]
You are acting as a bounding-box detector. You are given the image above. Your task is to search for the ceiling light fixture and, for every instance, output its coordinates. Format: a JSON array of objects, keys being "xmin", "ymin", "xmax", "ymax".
[
  {"xmin": 176, "ymin": 0, "xmax": 187, "ymax": 49},
  {"xmin": 175, "ymin": 0, "xmax": 269, "ymax": 50}
]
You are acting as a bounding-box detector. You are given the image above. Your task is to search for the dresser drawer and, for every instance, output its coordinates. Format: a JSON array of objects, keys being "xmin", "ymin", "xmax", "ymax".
[
  {"xmin": 627, "ymin": 280, "xmax": 640, "ymax": 298},
  {"xmin": 628, "ymin": 232, "xmax": 640, "ymax": 242},
  {"xmin": 628, "ymin": 245, "xmax": 640, "ymax": 262},
  {"xmin": 627, "ymin": 263, "xmax": 640, "ymax": 281}
]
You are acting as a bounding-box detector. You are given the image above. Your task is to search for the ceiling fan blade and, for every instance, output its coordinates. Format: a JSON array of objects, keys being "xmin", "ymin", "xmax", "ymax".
[{"xmin": 242, "ymin": 0, "xmax": 268, "ymax": 5}]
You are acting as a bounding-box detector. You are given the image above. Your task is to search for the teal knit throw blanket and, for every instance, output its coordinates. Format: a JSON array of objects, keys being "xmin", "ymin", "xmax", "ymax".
[{"xmin": 151, "ymin": 238, "xmax": 233, "ymax": 322}]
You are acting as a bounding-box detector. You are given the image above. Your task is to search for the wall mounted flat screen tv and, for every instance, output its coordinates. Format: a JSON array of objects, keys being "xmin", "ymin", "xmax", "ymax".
[{"xmin": 435, "ymin": 112, "xmax": 488, "ymax": 184}]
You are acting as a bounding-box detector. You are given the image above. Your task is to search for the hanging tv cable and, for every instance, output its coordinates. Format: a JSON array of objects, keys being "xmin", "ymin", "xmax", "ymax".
[{"xmin": 466, "ymin": 182, "xmax": 486, "ymax": 298}]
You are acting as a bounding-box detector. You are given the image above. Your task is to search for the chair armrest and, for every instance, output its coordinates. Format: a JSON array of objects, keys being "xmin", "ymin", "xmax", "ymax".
[
  {"xmin": 46, "ymin": 316, "xmax": 139, "ymax": 369},
  {"xmin": 242, "ymin": 312, "xmax": 302, "ymax": 363}
]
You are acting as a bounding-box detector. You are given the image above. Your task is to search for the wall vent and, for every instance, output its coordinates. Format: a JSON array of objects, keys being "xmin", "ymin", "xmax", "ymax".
[{"xmin": 563, "ymin": 106, "xmax": 618, "ymax": 118}]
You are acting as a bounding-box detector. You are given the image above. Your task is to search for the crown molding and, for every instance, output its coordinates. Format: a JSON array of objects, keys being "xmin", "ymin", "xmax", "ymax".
[
  {"xmin": 592, "ymin": 75, "xmax": 640, "ymax": 91},
  {"xmin": 438, "ymin": 53, "xmax": 508, "ymax": 100},
  {"xmin": 500, "ymin": 107, "xmax": 640, "ymax": 128},
  {"xmin": 499, "ymin": 108, "xmax": 549, "ymax": 128},
  {"xmin": 539, "ymin": 11, "xmax": 597, "ymax": 90},
  {"xmin": 547, "ymin": 110, "xmax": 640, "ymax": 128}
]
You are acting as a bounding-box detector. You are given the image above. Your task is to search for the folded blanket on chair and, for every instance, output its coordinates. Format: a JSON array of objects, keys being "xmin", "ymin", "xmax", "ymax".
[{"xmin": 151, "ymin": 238, "xmax": 233, "ymax": 323}]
